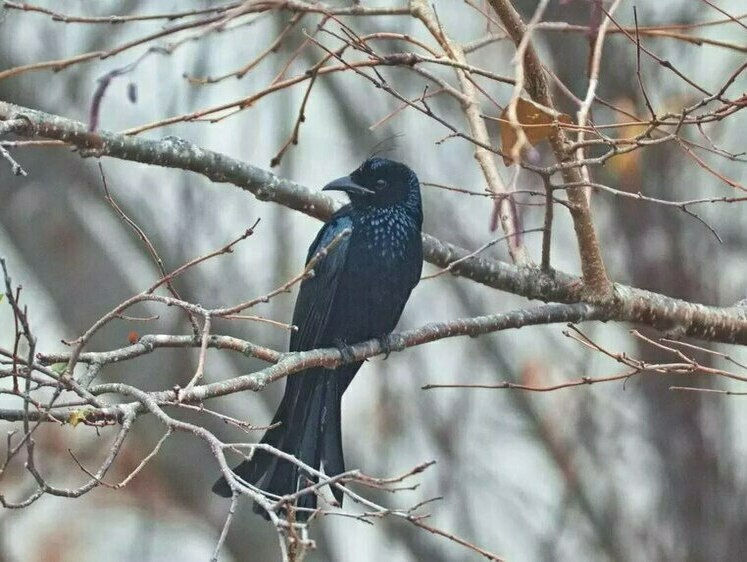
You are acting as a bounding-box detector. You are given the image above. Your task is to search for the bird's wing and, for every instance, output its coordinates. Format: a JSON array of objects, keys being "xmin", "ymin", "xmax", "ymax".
[{"xmin": 290, "ymin": 210, "xmax": 353, "ymax": 352}]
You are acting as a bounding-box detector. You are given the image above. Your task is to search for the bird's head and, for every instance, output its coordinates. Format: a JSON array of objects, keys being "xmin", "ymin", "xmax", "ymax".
[{"xmin": 323, "ymin": 157, "xmax": 421, "ymax": 212}]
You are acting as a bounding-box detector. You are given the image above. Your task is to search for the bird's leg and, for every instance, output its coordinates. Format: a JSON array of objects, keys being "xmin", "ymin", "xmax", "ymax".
[{"xmin": 333, "ymin": 339, "xmax": 356, "ymax": 364}]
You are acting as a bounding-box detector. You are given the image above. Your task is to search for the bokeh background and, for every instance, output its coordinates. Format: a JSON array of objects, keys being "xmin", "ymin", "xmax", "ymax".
[{"xmin": 0, "ymin": 1, "xmax": 746, "ymax": 560}]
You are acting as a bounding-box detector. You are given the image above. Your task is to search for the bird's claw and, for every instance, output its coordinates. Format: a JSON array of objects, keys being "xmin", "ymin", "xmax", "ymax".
[
  {"xmin": 334, "ymin": 339, "xmax": 356, "ymax": 364},
  {"xmin": 378, "ymin": 334, "xmax": 399, "ymax": 359}
]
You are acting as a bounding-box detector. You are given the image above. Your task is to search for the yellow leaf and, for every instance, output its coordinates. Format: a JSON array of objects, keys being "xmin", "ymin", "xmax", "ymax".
[
  {"xmin": 68, "ymin": 409, "xmax": 90, "ymax": 427},
  {"xmin": 607, "ymin": 96, "xmax": 646, "ymax": 188}
]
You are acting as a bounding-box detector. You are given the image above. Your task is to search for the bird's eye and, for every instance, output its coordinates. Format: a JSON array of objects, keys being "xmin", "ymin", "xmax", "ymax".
[{"xmin": 376, "ymin": 179, "xmax": 387, "ymax": 190}]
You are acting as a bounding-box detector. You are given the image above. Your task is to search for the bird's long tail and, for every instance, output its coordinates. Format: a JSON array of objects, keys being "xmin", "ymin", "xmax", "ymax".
[{"xmin": 211, "ymin": 369, "xmax": 347, "ymax": 520}]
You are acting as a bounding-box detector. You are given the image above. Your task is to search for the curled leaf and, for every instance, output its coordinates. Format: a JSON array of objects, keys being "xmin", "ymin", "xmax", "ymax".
[
  {"xmin": 488, "ymin": 98, "xmax": 573, "ymax": 165},
  {"xmin": 51, "ymin": 363, "xmax": 68, "ymax": 375}
]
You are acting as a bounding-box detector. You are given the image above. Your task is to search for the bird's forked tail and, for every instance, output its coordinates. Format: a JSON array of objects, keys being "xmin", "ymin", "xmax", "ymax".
[{"xmin": 211, "ymin": 373, "xmax": 345, "ymax": 521}]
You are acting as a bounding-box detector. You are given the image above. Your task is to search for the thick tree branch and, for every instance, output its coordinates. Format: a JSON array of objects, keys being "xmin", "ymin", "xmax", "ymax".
[
  {"xmin": 2, "ymin": 101, "xmax": 747, "ymax": 344},
  {"xmin": 14, "ymin": 303, "xmax": 604, "ymax": 424}
]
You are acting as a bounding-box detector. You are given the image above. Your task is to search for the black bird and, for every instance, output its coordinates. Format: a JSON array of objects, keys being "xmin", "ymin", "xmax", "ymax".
[{"xmin": 212, "ymin": 157, "xmax": 424, "ymax": 519}]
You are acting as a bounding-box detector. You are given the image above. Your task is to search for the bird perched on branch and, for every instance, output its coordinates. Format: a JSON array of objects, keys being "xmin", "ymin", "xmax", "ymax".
[{"xmin": 212, "ymin": 157, "xmax": 424, "ymax": 520}]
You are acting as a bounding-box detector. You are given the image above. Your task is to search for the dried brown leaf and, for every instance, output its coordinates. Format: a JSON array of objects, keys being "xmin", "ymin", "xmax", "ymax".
[{"xmin": 495, "ymin": 98, "xmax": 573, "ymax": 165}]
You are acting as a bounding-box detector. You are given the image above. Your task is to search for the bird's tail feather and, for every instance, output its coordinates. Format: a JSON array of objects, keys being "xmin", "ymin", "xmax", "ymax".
[
  {"xmin": 211, "ymin": 372, "xmax": 346, "ymax": 520},
  {"xmin": 321, "ymin": 381, "xmax": 345, "ymax": 506}
]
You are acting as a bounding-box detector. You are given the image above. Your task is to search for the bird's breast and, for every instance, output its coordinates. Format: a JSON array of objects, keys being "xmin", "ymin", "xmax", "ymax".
[{"xmin": 352, "ymin": 208, "xmax": 420, "ymax": 262}]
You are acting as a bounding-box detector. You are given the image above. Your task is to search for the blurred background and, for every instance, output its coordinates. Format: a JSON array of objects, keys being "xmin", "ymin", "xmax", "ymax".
[{"xmin": 0, "ymin": 1, "xmax": 746, "ymax": 560}]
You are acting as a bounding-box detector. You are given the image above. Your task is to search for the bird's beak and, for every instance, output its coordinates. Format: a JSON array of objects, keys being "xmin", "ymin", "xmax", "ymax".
[{"xmin": 322, "ymin": 175, "xmax": 375, "ymax": 196}]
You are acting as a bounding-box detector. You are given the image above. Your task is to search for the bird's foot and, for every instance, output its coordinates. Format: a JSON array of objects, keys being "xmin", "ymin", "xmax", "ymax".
[
  {"xmin": 333, "ymin": 339, "xmax": 356, "ymax": 364},
  {"xmin": 378, "ymin": 333, "xmax": 403, "ymax": 360}
]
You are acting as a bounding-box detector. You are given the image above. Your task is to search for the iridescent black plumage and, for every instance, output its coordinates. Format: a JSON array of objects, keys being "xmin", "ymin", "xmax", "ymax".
[{"xmin": 212, "ymin": 158, "xmax": 423, "ymax": 519}]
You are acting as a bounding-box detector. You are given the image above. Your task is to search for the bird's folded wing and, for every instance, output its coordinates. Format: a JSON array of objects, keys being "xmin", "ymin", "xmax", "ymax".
[{"xmin": 290, "ymin": 212, "xmax": 353, "ymax": 353}]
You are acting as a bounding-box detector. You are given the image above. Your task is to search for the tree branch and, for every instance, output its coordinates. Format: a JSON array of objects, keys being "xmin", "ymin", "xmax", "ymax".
[
  {"xmin": 486, "ymin": 0, "xmax": 612, "ymax": 298},
  {"xmin": 14, "ymin": 303, "xmax": 602, "ymax": 425},
  {"xmin": 410, "ymin": 0, "xmax": 529, "ymax": 264}
]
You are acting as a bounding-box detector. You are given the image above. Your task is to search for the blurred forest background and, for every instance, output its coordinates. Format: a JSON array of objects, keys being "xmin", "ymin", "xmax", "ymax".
[{"xmin": 0, "ymin": 1, "xmax": 746, "ymax": 561}]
